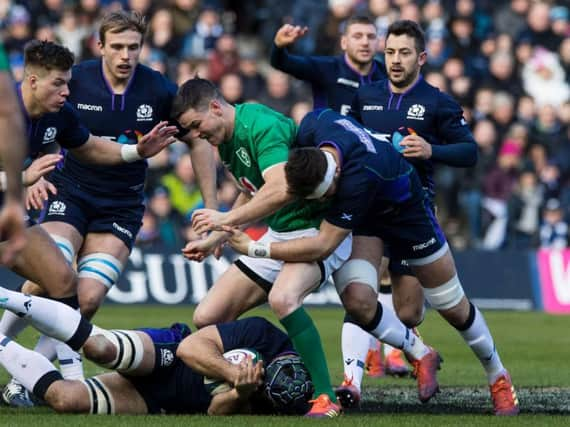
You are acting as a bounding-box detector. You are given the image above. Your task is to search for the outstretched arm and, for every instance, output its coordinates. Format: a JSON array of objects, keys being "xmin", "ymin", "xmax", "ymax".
[
  {"xmin": 181, "ymin": 135, "xmax": 218, "ymax": 209},
  {"xmin": 69, "ymin": 121, "xmax": 178, "ymax": 165},
  {"xmin": 192, "ymin": 163, "xmax": 294, "ymax": 234}
]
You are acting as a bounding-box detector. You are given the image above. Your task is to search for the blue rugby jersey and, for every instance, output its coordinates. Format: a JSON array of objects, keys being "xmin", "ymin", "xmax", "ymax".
[
  {"xmin": 270, "ymin": 44, "xmax": 386, "ymax": 115},
  {"xmin": 61, "ymin": 60, "xmax": 179, "ymax": 196},
  {"xmin": 17, "ymin": 84, "xmax": 89, "ymax": 158},
  {"xmin": 350, "ymin": 76, "xmax": 477, "ymax": 200},
  {"xmin": 295, "ymin": 109, "xmax": 416, "ymax": 231}
]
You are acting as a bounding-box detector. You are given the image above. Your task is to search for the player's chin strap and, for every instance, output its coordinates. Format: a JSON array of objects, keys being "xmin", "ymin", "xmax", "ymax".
[{"xmin": 306, "ymin": 151, "xmax": 337, "ymax": 199}]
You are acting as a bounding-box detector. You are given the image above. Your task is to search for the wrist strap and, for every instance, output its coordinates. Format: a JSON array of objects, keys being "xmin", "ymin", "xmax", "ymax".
[
  {"xmin": 121, "ymin": 144, "xmax": 143, "ymax": 163},
  {"xmin": 247, "ymin": 241, "xmax": 271, "ymax": 258}
]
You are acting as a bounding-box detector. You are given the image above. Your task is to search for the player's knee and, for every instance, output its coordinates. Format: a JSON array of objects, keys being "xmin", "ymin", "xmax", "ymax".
[
  {"xmin": 396, "ymin": 303, "xmax": 425, "ymax": 328},
  {"xmin": 423, "ymin": 275, "xmax": 465, "ymax": 312},
  {"xmin": 268, "ymin": 289, "xmax": 301, "ymax": 318},
  {"xmin": 82, "ymin": 335, "xmax": 116, "ymax": 365},
  {"xmin": 192, "ymin": 305, "xmax": 222, "ymax": 329},
  {"xmin": 78, "ymin": 292, "xmax": 103, "ymax": 319},
  {"xmin": 341, "ymin": 282, "xmax": 377, "ymax": 321},
  {"xmin": 45, "ymin": 383, "xmax": 80, "ymax": 413}
]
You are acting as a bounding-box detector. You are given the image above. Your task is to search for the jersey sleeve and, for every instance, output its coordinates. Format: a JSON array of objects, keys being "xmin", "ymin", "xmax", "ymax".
[
  {"xmin": 348, "ymin": 90, "xmax": 363, "ymax": 123},
  {"xmin": 57, "ymin": 104, "xmax": 90, "ymax": 149},
  {"xmin": 270, "ymin": 44, "xmax": 336, "ymax": 83},
  {"xmin": 217, "ymin": 317, "xmax": 294, "ymax": 357},
  {"xmin": 253, "ymin": 116, "xmax": 296, "ymax": 173},
  {"xmin": 435, "ymin": 92, "xmax": 476, "ymax": 145}
]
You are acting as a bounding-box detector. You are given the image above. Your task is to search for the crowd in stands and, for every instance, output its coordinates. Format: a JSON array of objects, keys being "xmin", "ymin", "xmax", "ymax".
[{"xmin": 6, "ymin": 0, "xmax": 570, "ymax": 250}]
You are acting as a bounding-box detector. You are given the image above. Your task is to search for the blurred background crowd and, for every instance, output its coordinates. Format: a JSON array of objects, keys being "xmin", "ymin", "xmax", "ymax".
[{"xmin": 6, "ymin": 0, "xmax": 570, "ymax": 251}]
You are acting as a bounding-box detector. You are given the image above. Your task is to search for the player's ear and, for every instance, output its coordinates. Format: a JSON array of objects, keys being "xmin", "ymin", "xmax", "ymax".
[
  {"xmin": 340, "ymin": 35, "xmax": 348, "ymax": 51},
  {"xmin": 210, "ymin": 99, "xmax": 222, "ymax": 115},
  {"xmin": 418, "ymin": 51, "xmax": 427, "ymax": 67}
]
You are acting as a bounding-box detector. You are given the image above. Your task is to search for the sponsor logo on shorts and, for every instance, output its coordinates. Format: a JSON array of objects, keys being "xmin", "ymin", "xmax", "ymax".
[
  {"xmin": 363, "ymin": 105, "xmax": 384, "ymax": 111},
  {"xmin": 160, "ymin": 348, "xmax": 174, "ymax": 367},
  {"xmin": 48, "ymin": 200, "xmax": 66, "ymax": 216},
  {"xmin": 77, "ymin": 103, "xmax": 103, "ymax": 112},
  {"xmin": 113, "ymin": 222, "xmax": 133, "ymax": 239},
  {"xmin": 407, "ymin": 104, "xmax": 425, "ymax": 120},
  {"xmin": 136, "ymin": 104, "xmax": 153, "ymax": 121},
  {"xmin": 42, "ymin": 127, "xmax": 57, "ymax": 145},
  {"xmin": 412, "ymin": 237, "xmax": 436, "ymax": 251}
]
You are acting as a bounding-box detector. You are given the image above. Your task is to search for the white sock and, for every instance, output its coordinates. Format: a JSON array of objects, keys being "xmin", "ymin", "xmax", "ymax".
[
  {"xmin": 33, "ymin": 335, "xmax": 58, "ymax": 361},
  {"xmin": 0, "ymin": 288, "xmax": 84, "ymax": 344},
  {"xmin": 56, "ymin": 342, "xmax": 84, "ymax": 380},
  {"xmin": 458, "ymin": 304, "xmax": 506, "ymax": 384},
  {"xmin": 377, "ymin": 291, "xmax": 396, "ymax": 356},
  {"xmin": 0, "ymin": 310, "xmax": 29, "ymax": 338},
  {"xmin": 369, "ymin": 303, "xmax": 429, "ymax": 361},
  {"xmin": 0, "ymin": 334, "xmax": 61, "ymax": 396},
  {"xmin": 340, "ymin": 322, "xmax": 368, "ymax": 390}
]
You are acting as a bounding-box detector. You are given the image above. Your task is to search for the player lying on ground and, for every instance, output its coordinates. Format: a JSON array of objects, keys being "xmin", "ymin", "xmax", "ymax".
[{"xmin": 0, "ymin": 286, "xmax": 313, "ymax": 415}]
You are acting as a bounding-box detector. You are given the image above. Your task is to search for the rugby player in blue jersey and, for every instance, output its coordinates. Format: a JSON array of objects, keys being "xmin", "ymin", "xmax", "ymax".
[
  {"xmin": 271, "ymin": 15, "xmax": 410, "ymax": 383},
  {"xmin": 0, "ymin": 286, "xmax": 313, "ymax": 415},
  {"xmin": 271, "ymin": 15, "xmax": 386, "ymax": 116},
  {"xmin": 2, "ymin": 11, "xmax": 217, "ymax": 397},
  {"xmin": 224, "ymin": 109, "xmax": 520, "ymax": 416},
  {"xmin": 0, "ymin": 37, "xmax": 180, "ymax": 404},
  {"xmin": 336, "ymin": 19, "xmax": 481, "ymax": 403}
]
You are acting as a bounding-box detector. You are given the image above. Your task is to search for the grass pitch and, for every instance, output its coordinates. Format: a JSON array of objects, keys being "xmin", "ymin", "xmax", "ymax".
[{"xmin": 1, "ymin": 305, "xmax": 569, "ymax": 426}]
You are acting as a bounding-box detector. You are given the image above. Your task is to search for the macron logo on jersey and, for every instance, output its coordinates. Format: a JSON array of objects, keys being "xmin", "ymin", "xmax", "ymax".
[
  {"xmin": 363, "ymin": 105, "xmax": 384, "ymax": 111},
  {"xmin": 77, "ymin": 103, "xmax": 103, "ymax": 112},
  {"xmin": 407, "ymin": 104, "xmax": 425, "ymax": 120},
  {"xmin": 337, "ymin": 78, "xmax": 359, "ymax": 88}
]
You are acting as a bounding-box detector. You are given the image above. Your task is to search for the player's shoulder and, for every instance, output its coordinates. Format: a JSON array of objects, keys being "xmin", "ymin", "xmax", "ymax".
[
  {"xmin": 357, "ymin": 77, "xmax": 389, "ymax": 96},
  {"xmin": 419, "ymin": 79, "xmax": 461, "ymax": 111},
  {"xmin": 239, "ymin": 103, "xmax": 295, "ymax": 130},
  {"xmin": 133, "ymin": 63, "xmax": 177, "ymax": 93}
]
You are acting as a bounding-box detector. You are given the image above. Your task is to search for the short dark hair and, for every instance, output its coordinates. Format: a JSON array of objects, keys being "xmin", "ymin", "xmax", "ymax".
[
  {"xmin": 172, "ymin": 77, "xmax": 225, "ymax": 119},
  {"xmin": 285, "ymin": 148, "xmax": 327, "ymax": 198},
  {"xmin": 99, "ymin": 10, "xmax": 147, "ymax": 45},
  {"xmin": 386, "ymin": 20, "xmax": 426, "ymax": 53},
  {"xmin": 343, "ymin": 15, "xmax": 376, "ymax": 34},
  {"xmin": 24, "ymin": 40, "xmax": 74, "ymax": 72}
]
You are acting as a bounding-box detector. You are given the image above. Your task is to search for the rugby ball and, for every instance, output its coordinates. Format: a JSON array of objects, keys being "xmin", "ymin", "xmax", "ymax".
[{"xmin": 204, "ymin": 348, "xmax": 263, "ymax": 396}]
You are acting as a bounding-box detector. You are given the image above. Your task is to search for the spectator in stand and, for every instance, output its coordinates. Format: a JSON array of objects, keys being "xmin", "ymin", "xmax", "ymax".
[
  {"xmin": 3, "ymin": 5, "xmax": 33, "ymax": 57},
  {"xmin": 517, "ymin": 1, "xmax": 562, "ymax": 53},
  {"xmin": 160, "ymin": 152, "xmax": 204, "ymax": 220},
  {"xmin": 147, "ymin": 186, "xmax": 186, "ymax": 249},
  {"xmin": 169, "ymin": 0, "xmax": 201, "ymax": 39},
  {"xmin": 207, "ymin": 33, "xmax": 240, "ymax": 84},
  {"xmin": 238, "ymin": 53, "xmax": 266, "ymax": 102},
  {"xmin": 146, "ymin": 8, "xmax": 183, "ymax": 60},
  {"xmin": 257, "ymin": 70, "xmax": 299, "ymax": 116},
  {"xmin": 219, "ymin": 72, "xmax": 244, "ymax": 104},
  {"xmin": 54, "ymin": 6, "xmax": 90, "ymax": 58},
  {"xmin": 522, "ymin": 47, "xmax": 570, "ymax": 109},
  {"xmin": 482, "ymin": 51, "xmax": 523, "ymax": 99},
  {"xmin": 529, "ymin": 104, "xmax": 568, "ymax": 169},
  {"xmin": 482, "ymin": 140, "xmax": 522, "ymax": 250},
  {"xmin": 516, "ymin": 95, "xmax": 537, "ymax": 126},
  {"xmin": 508, "ymin": 170, "xmax": 543, "ymax": 248},
  {"xmin": 181, "ymin": 7, "xmax": 223, "ymax": 60},
  {"xmin": 493, "ymin": 0, "xmax": 529, "ymax": 40},
  {"xmin": 550, "ymin": 6, "xmax": 570, "ymax": 38},
  {"xmin": 539, "ymin": 198, "xmax": 568, "ymax": 249}
]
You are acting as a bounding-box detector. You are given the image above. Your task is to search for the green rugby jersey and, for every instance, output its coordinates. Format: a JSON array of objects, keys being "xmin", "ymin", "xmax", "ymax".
[
  {"xmin": 218, "ymin": 103, "xmax": 326, "ymax": 232},
  {"xmin": 0, "ymin": 44, "xmax": 9, "ymax": 71}
]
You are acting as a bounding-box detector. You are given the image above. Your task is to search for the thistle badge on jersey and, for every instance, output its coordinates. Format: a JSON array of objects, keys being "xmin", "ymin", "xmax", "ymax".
[{"xmin": 391, "ymin": 127, "xmax": 416, "ymax": 153}]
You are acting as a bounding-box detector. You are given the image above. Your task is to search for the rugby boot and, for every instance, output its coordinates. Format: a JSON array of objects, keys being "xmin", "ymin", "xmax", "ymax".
[
  {"xmin": 1, "ymin": 379, "xmax": 36, "ymax": 408},
  {"xmin": 365, "ymin": 347, "xmax": 384, "ymax": 378},
  {"xmin": 411, "ymin": 347, "xmax": 442, "ymax": 403},
  {"xmin": 334, "ymin": 375, "xmax": 361, "ymax": 408},
  {"xmin": 490, "ymin": 372, "xmax": 520, "ymax": 416},
  {"xmin": 384, "ymin": 348, "xmax": 411, "ymax": 377},
  {"xmin": 305, "ymin": 394, "xmax": 342, "ymax": 418}
]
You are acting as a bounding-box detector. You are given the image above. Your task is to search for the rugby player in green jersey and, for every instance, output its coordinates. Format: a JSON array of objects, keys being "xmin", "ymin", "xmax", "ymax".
[{"xmin": 172, "ymin": 77, "xmax": 347, "ymax": 418}]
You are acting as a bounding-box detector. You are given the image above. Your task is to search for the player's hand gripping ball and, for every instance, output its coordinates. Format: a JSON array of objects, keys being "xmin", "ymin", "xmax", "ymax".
[{"xmin": 204, "ymin": 348, "xmax": 262, "ymax": 395}]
